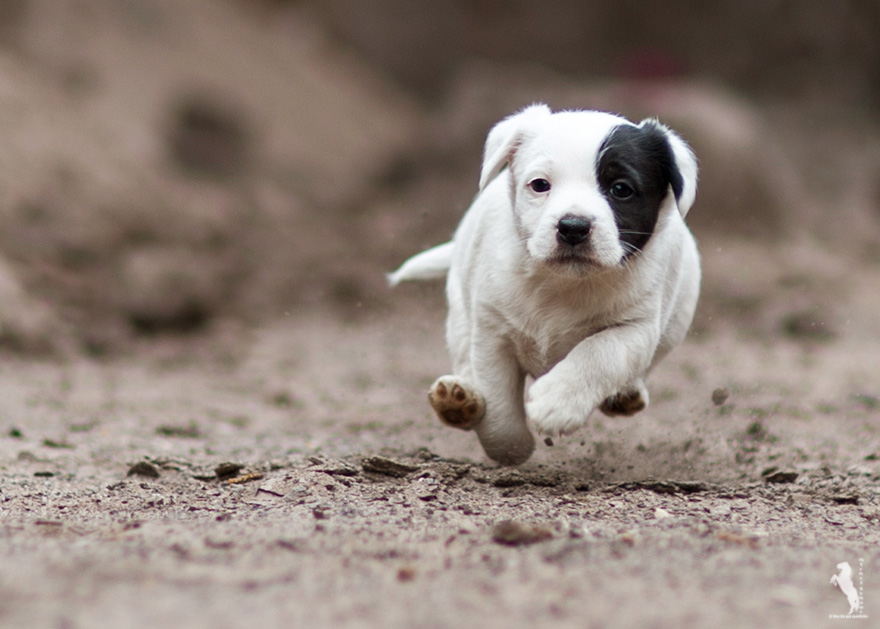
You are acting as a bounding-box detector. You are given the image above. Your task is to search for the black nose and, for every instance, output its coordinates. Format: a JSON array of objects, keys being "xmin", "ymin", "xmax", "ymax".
[{"xmin": 556, "ymin": 216, "xmax": 592, "ymax": 246}]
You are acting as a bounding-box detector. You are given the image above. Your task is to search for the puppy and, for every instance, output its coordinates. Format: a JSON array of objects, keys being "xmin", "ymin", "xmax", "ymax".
[
  {"xmin": 830, "ymin": 562, "xmax": 860, "ymax": 615},
  {"xmin": 390, "ymin": 104, "xmax": 700, "ymax": 465}
]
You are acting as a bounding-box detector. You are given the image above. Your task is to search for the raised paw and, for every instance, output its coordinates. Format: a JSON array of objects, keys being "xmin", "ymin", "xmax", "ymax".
[
  {"xmin": 525, "ymin": 375, "xmax": 590, "ymax": 437},
  {"xmin": 599, "ymin": 385, "xmax": 648, "ymax": 417},
  {"xmin": 428, "ymin": 376, "xmax": 485, "ymax": 430}
]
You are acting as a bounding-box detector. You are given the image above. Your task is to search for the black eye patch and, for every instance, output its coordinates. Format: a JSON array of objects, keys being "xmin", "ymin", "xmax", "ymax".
[{"xmin": 596, "ymin": 122, "xmax": 683, "ymax": 257}]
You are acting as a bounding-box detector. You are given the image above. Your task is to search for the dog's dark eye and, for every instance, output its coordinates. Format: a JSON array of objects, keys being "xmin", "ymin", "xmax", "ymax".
[
  {"xmin": 610, "ymin": 182, "xmax": 634, "ymax": 199},
  {"xmin": 528, "ymin": 178, "xmax": 551, "ymax": 193}
]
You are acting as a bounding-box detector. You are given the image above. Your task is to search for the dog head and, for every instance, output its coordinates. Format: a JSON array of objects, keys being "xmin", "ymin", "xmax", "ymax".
[{"xmin": 479, "ymin": 104, "xmax": 697, "ymax": 273}]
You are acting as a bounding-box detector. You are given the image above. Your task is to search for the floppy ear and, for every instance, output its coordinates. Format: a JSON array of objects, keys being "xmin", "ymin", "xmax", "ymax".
[
  {"xmin": 656, "ymin": 123, "xmax": 698, "ymax": 217},
  {"xmin": 479, "ymin": 103, "xmax": 552, "ymax": 191}
]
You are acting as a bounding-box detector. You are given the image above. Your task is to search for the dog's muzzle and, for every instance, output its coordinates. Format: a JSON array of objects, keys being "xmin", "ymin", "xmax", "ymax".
[{"xmin": 556, "ymin": 215, "xmax": 593, "ymax": 247}]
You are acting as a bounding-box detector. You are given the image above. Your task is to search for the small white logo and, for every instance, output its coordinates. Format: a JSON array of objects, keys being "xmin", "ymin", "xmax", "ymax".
[{"xmin": 830, "ymin": 559, "xmax": 868, "ymax": 620}]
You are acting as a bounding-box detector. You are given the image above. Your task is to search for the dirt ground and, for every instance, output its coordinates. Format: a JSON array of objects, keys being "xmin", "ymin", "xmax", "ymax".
[
  {"xmin": 1, "ymin": 235, "xmax": 879, "ymax": 628},
  {"xmin": 1, "ymin": 2, "xmax": 879, "ymax": 628}
]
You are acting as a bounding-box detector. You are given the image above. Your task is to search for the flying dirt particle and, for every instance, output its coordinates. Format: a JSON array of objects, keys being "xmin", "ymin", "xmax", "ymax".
[
  {"xmin": 711, "ymin": 387, "xmax": 731, "ymax": 406},
  {"xmin": 544, "ymin": 437, "xmax": 554, "ymax": 447},
  {"xmin": 491, "ymin": 520, "xmax": 554, "ymax": 546},
  {"xmin": 397, "ymin": 566, "xmax": 417, "ymax": 582},
  {"xmin": 127, "ymin": 461, "xmax": 160, "ymax": 478}
]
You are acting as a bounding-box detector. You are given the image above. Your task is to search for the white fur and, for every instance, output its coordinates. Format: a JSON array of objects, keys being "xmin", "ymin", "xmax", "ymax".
[{"xmin": 391, "ymin": 104, "xmax": 701, "ymax": 465}]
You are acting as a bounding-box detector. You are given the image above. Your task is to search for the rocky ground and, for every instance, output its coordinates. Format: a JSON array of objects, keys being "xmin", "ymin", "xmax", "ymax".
[
  {"xmin": 1, "ymin": 248, "xmax": 879, "ymax": 627},
  {"xmin": 0, "ymin": 2, "xmax": 878, "ymax": 628}
]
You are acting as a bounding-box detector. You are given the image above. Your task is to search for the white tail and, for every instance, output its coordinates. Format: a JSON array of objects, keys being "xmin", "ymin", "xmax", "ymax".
[{"xmin": 387, "ymin": 242, "xmax": 454, "ymax": 286}]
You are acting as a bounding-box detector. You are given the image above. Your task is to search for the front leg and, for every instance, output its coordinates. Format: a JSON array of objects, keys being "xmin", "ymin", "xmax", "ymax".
[
  {"xmin": 471, "ymin": 340, "xmax": 535, "ymax": 465},
  {"xmin": 526, "ymin": 323, "xmax": 657, "ymax": 436},
  {"xmin": 431, "ymin": 331, "xmax": 535, "ymax": 465}
]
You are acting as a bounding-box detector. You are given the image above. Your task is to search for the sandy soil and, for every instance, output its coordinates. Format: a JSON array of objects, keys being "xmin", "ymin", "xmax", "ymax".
[
  {"xmin": 1, "ymin": 235, "xmax": 879, "ymax": 628},
  {"xmin": 0, "ymin": 2, "xmax": 879, "ymax": 628}
]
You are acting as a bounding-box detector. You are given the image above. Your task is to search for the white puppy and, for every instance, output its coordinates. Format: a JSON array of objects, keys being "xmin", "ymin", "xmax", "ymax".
[{"xmin": 390, "ymin": 104, "xmax": 700, "ymax": 465}]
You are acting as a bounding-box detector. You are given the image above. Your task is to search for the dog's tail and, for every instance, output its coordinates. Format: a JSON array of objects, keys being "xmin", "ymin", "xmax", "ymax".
[{"xmin": 387, "ymin": 242, "xmax": 453, "ymax": 286}]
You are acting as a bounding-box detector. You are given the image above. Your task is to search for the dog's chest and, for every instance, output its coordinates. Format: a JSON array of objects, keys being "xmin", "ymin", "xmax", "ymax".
[
  {"xmin": 495, "ymin": 273, "xmax": 637, "ymax": 377},
  {"xmin": 506, "ymin": 307, "xmax": 608, "ymax": 378}
]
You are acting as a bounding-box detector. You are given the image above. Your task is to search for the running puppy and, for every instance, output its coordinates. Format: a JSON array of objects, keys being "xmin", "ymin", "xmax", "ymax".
[{"xmin": 390, "ymin": 104, "xmax": 700, "ymax": 465}]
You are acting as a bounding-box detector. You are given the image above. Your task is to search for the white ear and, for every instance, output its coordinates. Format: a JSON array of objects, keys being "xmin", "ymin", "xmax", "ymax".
[
  {"xmin": 664, "ymin": 128, "xmax": 698, "ymax": 217},
  {"xmin": 479, "ymin": 103, "xmax": 552, "ymax": 191}
]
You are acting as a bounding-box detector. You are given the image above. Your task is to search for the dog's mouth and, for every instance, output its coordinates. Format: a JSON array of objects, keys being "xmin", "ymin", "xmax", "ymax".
[{"xmin": 545, "ymin": 250, "xmax": 604, "ymax": 272}]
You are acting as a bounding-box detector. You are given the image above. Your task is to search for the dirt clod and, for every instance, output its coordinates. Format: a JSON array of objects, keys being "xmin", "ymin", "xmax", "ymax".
[
  {"xmin": 214, "ymin": 462, "xmax": 245, "ymax": 480},
  {"xmin": 361, "ymin": 456, "xmax": 420, "ymax": 478},
  {"xmin": 763, "ymin": 470, "xmax": 799, "ymax": 484}
]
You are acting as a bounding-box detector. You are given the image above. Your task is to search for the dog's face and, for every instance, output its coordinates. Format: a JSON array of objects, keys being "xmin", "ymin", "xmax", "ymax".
[{"xmin": 479, "ymin": 105, "xmax": 697, "ymax": 274}]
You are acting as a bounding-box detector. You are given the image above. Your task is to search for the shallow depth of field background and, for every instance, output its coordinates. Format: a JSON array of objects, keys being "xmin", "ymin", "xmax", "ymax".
[{"xmin": 0, "ymin": 0, "xmax": 877, "ymax": 356}]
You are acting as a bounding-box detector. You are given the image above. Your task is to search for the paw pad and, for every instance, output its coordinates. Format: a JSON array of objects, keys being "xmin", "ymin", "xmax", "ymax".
[
  {"xmin": 599, "ymin": 388, "xmax": 647, "ymax": 417},
  {"xmin": 428, "ymin": 376, "xmax": 485, "ymax": 430}
]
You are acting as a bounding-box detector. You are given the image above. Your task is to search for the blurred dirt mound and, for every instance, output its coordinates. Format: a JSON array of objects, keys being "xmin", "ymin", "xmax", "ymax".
[{"xmin": 0, "ymin": 0, "xmax": 419, "ymax": 353}]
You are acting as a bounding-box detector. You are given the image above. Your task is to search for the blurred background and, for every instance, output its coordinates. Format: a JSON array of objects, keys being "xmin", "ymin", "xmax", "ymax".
[{"xmin": 0, "ymin": 0, "xmax": 878, "ymax": 356}]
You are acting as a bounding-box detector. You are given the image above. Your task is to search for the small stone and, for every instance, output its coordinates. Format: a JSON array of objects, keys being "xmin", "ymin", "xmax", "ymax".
[
  {"xmin": 127, "ymin": 461, "xmax": 160, "ymax": 479},
  {"xmin": 830, "ymin": 494, "xmax": 859, "ymax": 505}
]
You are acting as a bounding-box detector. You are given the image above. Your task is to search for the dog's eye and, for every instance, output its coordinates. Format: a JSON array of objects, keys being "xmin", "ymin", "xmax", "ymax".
[
  {"xmin": 610, "ymin": 182, "xmax": 634, "ymax": 199},
  {"xmin": 528, "ymin": 178, "xmax": 551, "ymax": 193}
]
